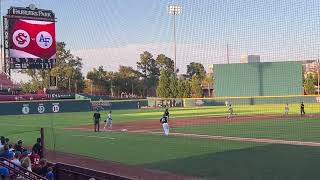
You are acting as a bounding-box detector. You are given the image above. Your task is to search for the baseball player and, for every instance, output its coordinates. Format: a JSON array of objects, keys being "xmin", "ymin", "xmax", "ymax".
[
  {"xmin": 104, "ymin": 111, "xmax": 112, "ymax": 130},
  {"xmin": 300, "ymin": 102, "xmax": 305, "ymax": 116},
  {"xmin": 284, "ymin": 103, "xmax": 289, "ymax": 116},
  {"xmin": 227, "ymin": 103, "xmax": 234, "ymax": 118},
  {"xmin": 160, "ymin": 109, "xmax": 170, "ymax": 136},
  {"xmin": 93, "ymin": 109, "xmax": 101, "ymax": 132}
]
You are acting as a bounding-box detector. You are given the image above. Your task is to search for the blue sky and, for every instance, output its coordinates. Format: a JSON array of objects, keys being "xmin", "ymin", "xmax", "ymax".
[{"xmin": 2, "ymin": 0, "xmax": 320, "ymax": 80}]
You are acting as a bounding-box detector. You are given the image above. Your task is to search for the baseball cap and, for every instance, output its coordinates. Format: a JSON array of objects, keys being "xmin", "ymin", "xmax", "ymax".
[{"xmin": 18, "ymin": 140, "xmax": 23, "ymax": 144}]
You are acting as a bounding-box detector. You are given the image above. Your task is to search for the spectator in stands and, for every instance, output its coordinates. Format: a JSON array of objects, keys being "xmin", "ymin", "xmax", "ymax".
[
  {"xmin": 30, "ymin": 149, "xmax": 40, "ymax": 168},
  {"xmin": 4, "ymin": 138, "xmax": 9, "ymax": 145},
  {"xmin": 11, "ymin": 151, "xmax": 21, "ymax": 166},
  {"xmin": 8, "ymin": 144, "xmax": 14, "ymax": 153},
  {"xmin": 19, "ymin": 150, "xmax": 29, "ymax": 162},
  {"xmin": 0, "ymin": 137, "xmax": 5, "ymax": 152},
  {"xmin": 34, "ymin": 159, "xmax": 48, "ymax": 176},
  {"xmin": 32, "ymin": 138, "xmax": 42, "ymax": 157},
  {"xmin": 46, "ymin": 167, "xmax": 54, "ymax": 180},
  {"xmin": 0, "ymin": 166, "xmax": 9, "ymax": 180},
  {"xmin": 14, "ymin": 140, "xmax": 25, "ymax": 154},
  {"xmin": 0, "ymin": 145, "xmax": 14, "ymax": 159},
  {"xmin": 21, "ymin": 157, "xmax": 32, "ymax": 172}
]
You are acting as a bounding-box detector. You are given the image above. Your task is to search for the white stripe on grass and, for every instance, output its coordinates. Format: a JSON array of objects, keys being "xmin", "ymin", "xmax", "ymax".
[
  {"xmin": 71, "ymin": 134, "xmax": 116, "ymax": 140},
  {"xmin": 141, "ymin": 132, "xmax": 320, "ymax": 147}
]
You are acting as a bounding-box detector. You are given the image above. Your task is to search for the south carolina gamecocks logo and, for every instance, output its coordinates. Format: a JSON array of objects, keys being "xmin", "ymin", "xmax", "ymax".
[{"xmin": 12, "ymin": 29, "xmax": 30, "ymax": 48}]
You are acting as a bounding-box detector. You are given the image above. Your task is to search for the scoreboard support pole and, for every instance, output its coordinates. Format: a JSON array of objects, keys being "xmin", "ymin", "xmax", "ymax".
[{"xmin": 2, "ymin": 16, "xmax": 11, "ymax": 77}]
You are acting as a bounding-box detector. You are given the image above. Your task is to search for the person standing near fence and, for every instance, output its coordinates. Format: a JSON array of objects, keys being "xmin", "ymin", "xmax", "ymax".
[
  {"xmin": 93, "ymin": 109, "xmax": 101, "ymax": 132},
  {"xmin": 227, "ymin": 103, "xmax": 234, "ymax": 119},
  {"xmin": 284, "ymin": 103, "xmax": 289, "ymax": 116},
  {"xmin": 300, "ymin": 102, "xmax": 305, "ymax": 117}
]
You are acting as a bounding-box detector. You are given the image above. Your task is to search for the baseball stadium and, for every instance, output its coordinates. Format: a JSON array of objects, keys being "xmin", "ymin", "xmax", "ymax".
[{"xmin": 1, "ymin": 1, "xmax": 320, "ymax": 180}]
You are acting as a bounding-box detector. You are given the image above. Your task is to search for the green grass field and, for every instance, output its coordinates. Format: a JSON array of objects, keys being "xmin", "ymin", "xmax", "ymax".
[{"xmin": 1, "ymin": 103, "xmax": 320, "ymax": 180}]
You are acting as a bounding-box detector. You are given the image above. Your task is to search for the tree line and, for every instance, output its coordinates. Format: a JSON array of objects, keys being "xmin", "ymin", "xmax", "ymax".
[{"xmin": 21, "ymin": 42, "xmax": 213, "ymax": 98}]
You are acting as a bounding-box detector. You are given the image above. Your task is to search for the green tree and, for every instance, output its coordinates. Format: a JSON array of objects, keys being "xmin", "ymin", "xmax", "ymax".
[
  {"xmin": 176, "ymin": 79, "xmax": 188, "ymax": 98},
  {"xmin": 21, "ymin": 42, "xmax": 85, "ymax": 93},
  {"xmin": 156, "ymin": 54, "xmax": 174, "ymax": 73},
  {"xmin": 183, "ymin": 80, "xmax": 192, "ymax": 98},
  {"xmin": 191, "ymin": 75, "xmax": 203, "ymax": 98},
  {"xmin": 156, "ymin": 70, "xmax": 171, "ymax": 98},
  {"xmin": 187, "ymin": 62, "xmax": 206, "ymax": 81},
  {"xmin": 304, "ymin": 73, "xmax": 316, "ymax": 95},
  {"xmin": 169, "ymin": 74, "xmax": 179, "ymax": 98},
  {"xmin": 86, "ymin": 66, "xmax": 109, "ymax": 95},
  {"xmin": 137, "ymin": 51, "xmax": 160, "ymax": 96},
  {"xmin": 20, "ymin": 69, "xmax": 50, "ymax": 93},
  {"xmin": 112, "ymin": 66, "xmax": 142, "ymax": 96}
]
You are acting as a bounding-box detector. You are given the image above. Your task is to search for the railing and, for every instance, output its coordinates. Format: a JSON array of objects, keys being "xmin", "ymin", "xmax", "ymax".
[
  {"xmin": 54, "ymin": 162, "xmax": 133, "ymax": 180},
  {"xmin": 0, "ymin": 158, "xmax": 47, "ymax": 180}
]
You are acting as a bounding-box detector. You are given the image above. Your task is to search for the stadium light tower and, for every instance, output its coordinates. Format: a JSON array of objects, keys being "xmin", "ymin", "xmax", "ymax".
[{"xmin": 168, "ymin": 5, "xmax": 182, "ymax": 73}]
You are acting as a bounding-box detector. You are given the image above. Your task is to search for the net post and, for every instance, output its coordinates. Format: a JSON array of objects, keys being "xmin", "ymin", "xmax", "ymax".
[{"xmin": 40, "ymin": 127, "xmax": 45, "ymax": 158}]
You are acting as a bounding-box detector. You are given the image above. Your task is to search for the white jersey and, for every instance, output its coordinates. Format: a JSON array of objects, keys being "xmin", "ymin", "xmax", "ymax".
[{"xmin": 107, "ymin": 113, "xmax": 112, "ymax": 120}]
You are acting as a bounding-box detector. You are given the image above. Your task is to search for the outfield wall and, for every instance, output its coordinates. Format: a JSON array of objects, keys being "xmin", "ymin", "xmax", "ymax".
[
  {"xmin": 183, "ymin": 95, "xmax": 320, "ymax": 107},
  {"xmin": 213, "ymin": 61, "xmax": 303, "ymax": 97},
  {"xmin": 0, "ymin": 100, "xmax": 91, "ymax": 115},
  {"xmin": 147, "ymin": 95, "xmax": 320, "ymax": 107},
  {"xmin": 91, "ymin": 99, "xmax": 148, "ymax": 110}
]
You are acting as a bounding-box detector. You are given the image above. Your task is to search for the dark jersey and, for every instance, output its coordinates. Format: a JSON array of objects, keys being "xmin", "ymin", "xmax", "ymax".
[
  {"xmin": 93, "ymin": 112, "xmax": 101, "ymax": 121},
  {"xmin": 160, "ymin": 116, "xmax": 168, "ymax": 124},
  {"xmin": 32, "ymin": 142, "xmax": 42, "ymax": 155},
  {"xmin": 164, "ymin": 111, "xmax": 169, "ymax": 117},
  {"xmin": 14, "ymin": 144, "xmax": 24, "ymax": 154},
  {"xmin": 301, "ymin": 103, "xmax": 305, "ymax": 109}
]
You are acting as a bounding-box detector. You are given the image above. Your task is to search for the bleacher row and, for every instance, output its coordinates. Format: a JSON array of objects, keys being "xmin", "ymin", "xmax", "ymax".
[
  {"xmin": 0, "ymin": 73, "xmax": 19, "ymax": 90},
  {"xmin": 0, "ymin": 137, "xmax": 53, "ymax": 180},
  {"xmin": 0, "ymin": 135, "xmax": 134, "ymax": 180},
  {"xmin": 0, "ymin": 72, "xmax": 52, "ymax": 101},
  {"xmin": 0, "ymin": 95, "xmax": 49, "ymax": 101}
]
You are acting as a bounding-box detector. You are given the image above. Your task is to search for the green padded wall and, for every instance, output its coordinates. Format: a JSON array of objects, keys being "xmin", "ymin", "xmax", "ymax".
[
  {"xmin": 213, "ymin": 61, "xmax": 303, "ymax": 97},
  {"xmin": 0, "ymin": 100, "xmax": 91, "ymax": 115}
]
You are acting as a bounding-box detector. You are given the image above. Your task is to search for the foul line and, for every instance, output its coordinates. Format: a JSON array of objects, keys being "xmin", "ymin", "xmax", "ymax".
[
  {"xmin": 130, "ymin": 131, "xmax": 320, "ymax": 147},
  {"xmin": 71, "ymin": 134, "xmax": 116, "ymax": 140}
]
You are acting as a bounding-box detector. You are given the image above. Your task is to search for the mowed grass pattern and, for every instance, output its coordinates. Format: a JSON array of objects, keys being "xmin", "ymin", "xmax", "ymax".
[{"xmin": 174, "ymin": 118, "xmax": 320, "ymax": 142}]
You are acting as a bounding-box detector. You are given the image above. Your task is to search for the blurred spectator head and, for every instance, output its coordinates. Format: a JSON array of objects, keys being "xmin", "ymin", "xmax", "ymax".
[
  {"xmin": 0, "ymin": 137, "xmax": 5, "ymax": 145},
  {"xmin": 39, "ymin": 159, "xmax": 47, "ymax": 167},
  {"xmin": 17, "ymin": 140, "xmax": 23, "ymax": 145},
  {"xmin": 21, "ymin": 157, "xmax": 32, "ymax": 171},
  {"xmin": 14, "ymin": 151, "xmax": 21, "ymax": 159},
  {"xmin": 3, "ymin": 144, "xmax": 8, "ymax": 151}
]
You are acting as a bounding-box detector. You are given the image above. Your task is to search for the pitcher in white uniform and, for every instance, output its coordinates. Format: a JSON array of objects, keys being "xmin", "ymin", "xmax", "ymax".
[
  {"xmin": 104, "ymin": 111, "xmax": 112, "ymax": 130},
  {"xmin": 160, "ymin": 109, "xmax": 170, "ymax": 136}
]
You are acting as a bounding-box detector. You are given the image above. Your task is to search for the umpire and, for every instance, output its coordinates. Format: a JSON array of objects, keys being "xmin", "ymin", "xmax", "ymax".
[
  {"xmin": 93, "ymin": 109, "xmax": 101, "ymax": 132},
  {"xmin": 300, "ymin": 102, "xmax": 305, "ymax": 117}
]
